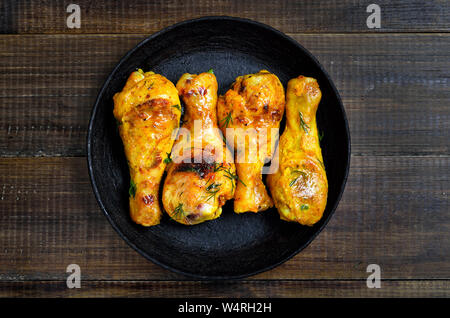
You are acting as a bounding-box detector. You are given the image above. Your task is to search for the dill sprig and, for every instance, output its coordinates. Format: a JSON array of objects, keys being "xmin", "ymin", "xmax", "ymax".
[
  {"xmin": 204, "ymin": 182, "xmax": 222, "ymax": 202},
  {"xmin": 224, "ymin": 168, "xmax": 246, "ymax": 187},
  {"xmin": 213, "ymin": 163, "xmax": 246, "ymax": 193},
  {"xmin": 129, "ymin": 180, "xmax": 137, "ymax": 197},
  {"xmin": 163, "ymin": 152, "xmax": 172, "ymax": 164},
  {"xmin": 213, "ymin": 162, "xmax": 224, "ymax": 173},
  {"xmin": 289, "ymin": 169, "xmax": 307, "ymax": 187},
  {"xmin": 299, "ymin": 111, "xmax": 310, "ymax": 134},
  {"xmin": 317, "ymin": 159, "xmax": 325, "ymax": 170},
  {"xmin": 220, "ymin": 111, "xmax": 233, "ymax": 128},
  {"xmin": 318, "ymin": 130, "xmax": 324, "ymax": 141},
  {"xmin": 171, "ymin": 104, "xmax": 181, "ymax": 111},
  {"xmin": 171, "ymin": 203, "xmax": 185, "ymax": 221}
]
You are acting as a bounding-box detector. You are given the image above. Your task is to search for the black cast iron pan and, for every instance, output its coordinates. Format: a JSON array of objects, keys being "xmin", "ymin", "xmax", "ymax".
[{"xmin": 87, "ymin": 16, "xmax": 350, "ymax": 279}]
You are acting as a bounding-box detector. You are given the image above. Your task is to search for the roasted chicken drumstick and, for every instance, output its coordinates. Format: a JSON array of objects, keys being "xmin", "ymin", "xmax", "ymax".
[
  {"xmin": 162, "ymin": 71, "xmax": 236, "ymax": 225},
  {"xmin": 113, "ymin": 70, "xmax": 181, "ymax": 226},
  {"xmin": 267, "ymin": 76, "xmax": 328, "ymax": 226},
  {"xmin": 217, "ymin": 70, "xmax": 285, "ymax": 213}
]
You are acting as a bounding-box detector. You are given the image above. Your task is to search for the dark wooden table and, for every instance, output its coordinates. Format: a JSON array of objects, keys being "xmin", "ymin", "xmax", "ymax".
[{"xmin": 0, "ymin": 0, "xmax": 448, "ymax": 297}]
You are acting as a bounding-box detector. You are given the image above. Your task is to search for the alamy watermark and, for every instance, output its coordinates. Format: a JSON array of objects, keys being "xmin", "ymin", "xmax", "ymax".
[
  {"xmin": 366, "ymin": 264, "xmax": 381, "ymax": 288},
  {"xmin": 366, "ymin": 4, "xmax": 381, "ymax": 29},
  {"xmin": 66, "ymin": 264, "xmax": 81, "ymax": 289},
  {"xmin": 66, "ymin": 4, "xmax": 81, "ymax": 29}
]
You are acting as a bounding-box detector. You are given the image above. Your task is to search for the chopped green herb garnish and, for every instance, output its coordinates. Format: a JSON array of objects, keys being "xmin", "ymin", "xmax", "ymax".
[
  {"xmin": 300, "ymin": 204, "xmax": 309, "ymax": 211},
  {"xmin": 289, "ymin": 170, "xmax": 307, "ymax": 187},
  {"xmin": 213, "ymin": 162, "xmax": 223, "ymax": 173},
  {"xmin": 317, "ymin": 159, "xmax": 325, "ymax": 169},
  {"xmin": 220, "ymin": 111, "xmax": 233, "ymax": 128},
  {"xmin": 299, "ymin": 111, "xmax": 310, "ymax": 134},
  {"xmin": 172, "ymin": 104, "xmax": 181, "ymax": 111},
  {"xmin": 163, "ymin": 152, "xmax": 172, "ymax": 164},
  {"xmin": 206, "ymin": 182, "xmax": 221, "ymax": 191},
  {"xmin": 207, "ymin": 69, "xmax": 214, "ymax": 74},
  {"xmin": 129, "ymin": 180, "xmax": 137, "ymax": 198},
  {"xmin": 171, "ymin": 203, "xmax": 185, "ymax": 221},
  {"xmin": 213, "ymin": 163, "xmax": 245, "ymax": 193},
  {"xmin": 225, "ymin": 169, "xmax": 246, "ymax": 187},
  {"xmin": 204, "ymin": 182, "xmax": 222, "ymax": 202}
]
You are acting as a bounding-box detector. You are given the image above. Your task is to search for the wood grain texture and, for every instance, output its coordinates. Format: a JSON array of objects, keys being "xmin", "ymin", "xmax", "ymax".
[
  {"xmin": 0, "ymin": 280, "xmax": 448, "ymax": 298},
  {"xmin": 0, "ymin": 0, "xmax": 448, "ymax": 298},
  {"xmin": 0, "ymin": 34, "xmax": 448, "ymax": 156},
  {"xmin": 1, "ymin": 0, "xmax": 449, "ymax": 34},
  {"xmin": 0, "ymin": 157, "xmax": 448, "ymax": 281}
]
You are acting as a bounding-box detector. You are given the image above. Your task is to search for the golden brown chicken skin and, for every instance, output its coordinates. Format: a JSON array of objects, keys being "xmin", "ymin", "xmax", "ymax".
[
  {"xmin": 217, "ymin": 70, "xmax": 285, "ymax": 213},
  {"xmin": 266, "ymin": 76, "xmax": 328, "ymax": 226},
  {"xmin": 162, "ymin": 72, "xmax": 236, "ymax": 225},
  {"xmin": 113, "ymin": 70, "xmax": 181, "ymax": 226}
]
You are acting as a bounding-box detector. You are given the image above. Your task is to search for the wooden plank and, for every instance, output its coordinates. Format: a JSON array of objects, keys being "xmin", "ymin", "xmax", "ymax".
[
  {"xmin": 0, "ymin": 280, "xmax": 448, "ymax": 297},
  {"xmin": 0, "ymin": 96, "xmax": 93, "ymax": 157},
  {"xmin": 0, "ymin": 34, "xmax": 448, "ymax": 156},
  {"xmin": 1, "ymin": 0, "xmax": 449, "ymax": 34},
  {"xmin": 0, "ymin": 156, "xmax": 448, "ymax": 281}
]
